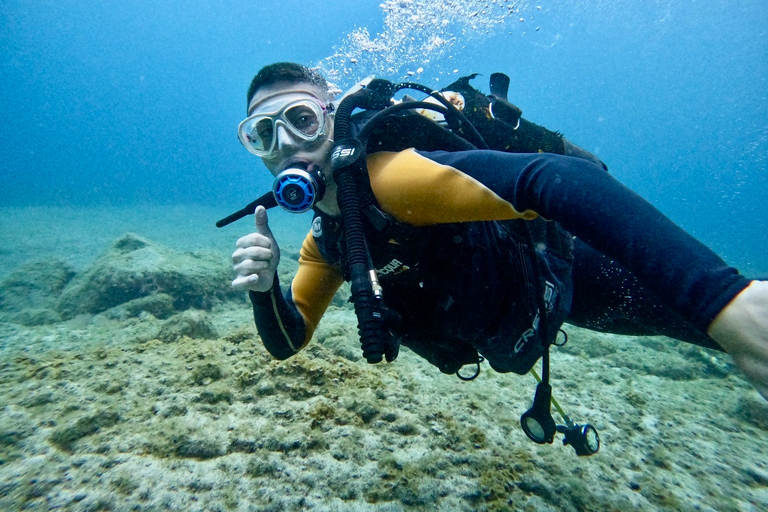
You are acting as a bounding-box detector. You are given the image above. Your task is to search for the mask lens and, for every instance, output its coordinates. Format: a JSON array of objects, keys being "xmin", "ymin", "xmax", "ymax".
[
  {"xmin": 284, "ymin": 103, "xmax": 321, "ymax": 137},
  {"xmin": 239, "ymin": 116, "xmax": 274, "ymax": 155},
  {"xmin": 249, "ymin": 118, "xmax": 274, "ymax": 152}
]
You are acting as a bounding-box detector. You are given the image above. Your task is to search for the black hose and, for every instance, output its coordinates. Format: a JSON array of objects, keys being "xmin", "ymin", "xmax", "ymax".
[
  {"xmin": 333, "ymin": 81, "xmax": 489, "ymax": 364},
  {"xmin": 215, "ymin": 191, "xmax": 277, "ymax": 228},
  {"xmin": 357, "ymin": 101, "xmax": 451, "ymax": 142},
  {"xmin": 333, "ymin": 96, "xmax": 357, "ymax": 140},
  {"xmin": 395, "ymin": 82, "xmax": 489, "ymax": 149},
  {"xmin": 332, "ymin": 86, "xmax": 397, "ymax": 363},
  {"xmin": 334, "ymin": 158, "xmax": 392, "ymax": 363}
]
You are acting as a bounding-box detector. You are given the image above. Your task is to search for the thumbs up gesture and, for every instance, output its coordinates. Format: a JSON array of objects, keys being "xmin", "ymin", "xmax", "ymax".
[{"xmin": 231, "ymin": 206, "xmax": 281, "ymax": 292}]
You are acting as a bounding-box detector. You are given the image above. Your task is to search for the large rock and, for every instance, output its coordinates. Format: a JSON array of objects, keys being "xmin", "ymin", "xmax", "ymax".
[
  {"xmin": 57, "ymin": 233, "xmax": 239, "ymax": 318},
  {"xmin": 0, "ymin": 260, "xmax": 75, "ymax": 325}
]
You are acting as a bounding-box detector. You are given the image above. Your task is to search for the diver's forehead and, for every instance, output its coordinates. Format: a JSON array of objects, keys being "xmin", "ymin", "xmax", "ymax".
[{"xmin": 248, "ymin": 82, "xmax": 326, "ymax": 114}]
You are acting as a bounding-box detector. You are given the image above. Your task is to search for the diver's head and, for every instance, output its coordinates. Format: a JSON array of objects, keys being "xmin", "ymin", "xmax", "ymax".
[
  {"xmin": 245, "ymin": 62, "xmax": 331, "ymax": 108},
  {"xmin": 240, "ymin": 62, "xmax": 339, "ymax": 214}
]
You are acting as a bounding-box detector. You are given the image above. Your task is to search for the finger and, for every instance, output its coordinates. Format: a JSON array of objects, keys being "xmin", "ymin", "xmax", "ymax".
[
  {"xmin": 254, "ymin": 205, "xmax": 272, "ymax": 237},
  {"xmin": 233, "ymin": 259, "xmax": 273, "ymax": 275},
  {"xmin": 235, "ymin": 233, "xmax": 272, "ymax": 250},
  {"xmin": 231, "ymin": 274, "xmax": 259, "ymax": 291},
  {"xmin": 232, "ymin": 245, "xmax": 273, "ymax": 264}
]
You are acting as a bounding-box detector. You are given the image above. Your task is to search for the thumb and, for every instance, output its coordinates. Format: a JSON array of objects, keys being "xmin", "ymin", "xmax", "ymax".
[{"xmin": 254, "ymin": 205, "xmax": 272, "ymax": 237}]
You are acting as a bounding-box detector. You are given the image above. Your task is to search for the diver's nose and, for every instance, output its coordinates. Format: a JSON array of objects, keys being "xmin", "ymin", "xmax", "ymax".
[{"xmin": 274, "ymin": 124, "xmax": 298, "ymax": 152}]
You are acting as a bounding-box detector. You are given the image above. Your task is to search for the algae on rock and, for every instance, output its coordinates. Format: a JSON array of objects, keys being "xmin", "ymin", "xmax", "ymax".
[
  {"xmin": 0, "ymin": 260, "xmax": 75, "ymax": 325},
  {"xmin": 57, "ymin": 233, "xmax": 240, "ymax": 318}
]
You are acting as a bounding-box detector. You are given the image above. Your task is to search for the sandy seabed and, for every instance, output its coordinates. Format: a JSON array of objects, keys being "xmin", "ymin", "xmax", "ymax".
[{"xmin": 1, "ymin": 205, "xmax": 767, "ymax": 512}]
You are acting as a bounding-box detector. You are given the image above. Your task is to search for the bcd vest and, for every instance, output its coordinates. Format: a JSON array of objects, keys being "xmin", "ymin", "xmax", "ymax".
[{"xmin": 311, "ymin": 205, "xmax": 574, "ymax": 376}]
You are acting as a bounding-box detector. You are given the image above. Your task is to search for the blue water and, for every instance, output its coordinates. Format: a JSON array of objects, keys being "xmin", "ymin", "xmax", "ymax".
[{"xmin": 2, "ymin": 0, "xmax": 766, "ymax": 273}]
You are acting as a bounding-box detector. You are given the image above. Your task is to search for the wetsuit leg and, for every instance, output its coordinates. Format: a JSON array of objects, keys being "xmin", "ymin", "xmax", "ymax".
[{"xmin": 567, "ymin": 238, "xmax": 721, "ymax": 350}]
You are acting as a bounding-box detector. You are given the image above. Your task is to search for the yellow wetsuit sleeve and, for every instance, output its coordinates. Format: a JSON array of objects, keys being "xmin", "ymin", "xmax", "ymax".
[
  {"xmin": 292, "ymin": 230, "xmax": 345, "ymax": 345},
  {"xmin": 367, "ymin": 148, "xmax": 539, "ymax": 226}
]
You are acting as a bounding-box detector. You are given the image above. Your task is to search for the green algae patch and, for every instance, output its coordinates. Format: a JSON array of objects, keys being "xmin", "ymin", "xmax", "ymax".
[
  {"xmin": 366, "ymin": 453, "xmax": 449, "ymax": 506},
  {"xmin": 49, "ymin": 411, "xmax": 121, "ymax": 453},
  {"xmin": 173, "ymin": 435, "xmax": 225, "ymax": 460}
]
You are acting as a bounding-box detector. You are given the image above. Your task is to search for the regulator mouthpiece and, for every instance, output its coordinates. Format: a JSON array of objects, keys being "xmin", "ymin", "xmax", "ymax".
[{"xmin": 272, "ymin": 164, "xmax": 326, "ymax": 213}]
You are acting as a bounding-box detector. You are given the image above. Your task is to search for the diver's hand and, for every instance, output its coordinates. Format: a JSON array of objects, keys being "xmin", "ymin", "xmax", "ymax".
[
  {"xmin": 708, "ymin": 280, "xmax": 768, "ymax": 400},
  {"xmin": 231, "ymin": 206, "xmax": 281, "ymax": 293}
]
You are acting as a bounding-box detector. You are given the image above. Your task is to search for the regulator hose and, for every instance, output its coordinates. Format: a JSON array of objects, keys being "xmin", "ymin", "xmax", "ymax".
[{"xmin": 331, "ymin": 83, "xmax": 399, "ymax": 364}]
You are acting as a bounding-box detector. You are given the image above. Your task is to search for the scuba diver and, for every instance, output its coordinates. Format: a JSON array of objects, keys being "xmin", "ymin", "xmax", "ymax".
[{"xmin": 224, "ymin": 62, "xmax": 768, "ymax": 454}]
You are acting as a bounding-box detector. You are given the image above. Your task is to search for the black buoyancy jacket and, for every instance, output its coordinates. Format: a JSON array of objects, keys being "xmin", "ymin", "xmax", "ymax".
[
  {"xmin": 307, "ymin": 76, "xmax": 601, "ymax": 375},
  {"xmin": 311, "ymin": 196, "xmax": 574, "ymax": 376}
]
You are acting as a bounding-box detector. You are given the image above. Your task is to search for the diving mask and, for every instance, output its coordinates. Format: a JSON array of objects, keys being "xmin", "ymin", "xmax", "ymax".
[{"xmin": 238, "ymin": 92, "xmax": 331, "ymax": 158}]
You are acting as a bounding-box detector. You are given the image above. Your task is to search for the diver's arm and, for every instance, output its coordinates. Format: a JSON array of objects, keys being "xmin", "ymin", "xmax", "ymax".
[
  {"xmin": 249, "ymin": 278, "xmax": 307, "ymax": 359},
  {"xmin": 249, "ymin": 232, "xmax": 344, "ymax": 359}
]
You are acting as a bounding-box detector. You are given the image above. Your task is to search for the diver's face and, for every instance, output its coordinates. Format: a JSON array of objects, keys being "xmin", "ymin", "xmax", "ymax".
[{"xmin": 245, "ymin": 82, "xmax": 339, "ymax": 215}]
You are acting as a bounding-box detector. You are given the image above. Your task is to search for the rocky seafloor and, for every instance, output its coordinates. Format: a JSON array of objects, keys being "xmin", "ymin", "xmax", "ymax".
[{"xmin": 1, "ymin": 227, "xmax": 767, "ymax": 512}]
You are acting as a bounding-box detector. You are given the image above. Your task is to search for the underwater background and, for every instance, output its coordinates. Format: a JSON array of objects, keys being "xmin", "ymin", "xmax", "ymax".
[
  {"xmin": 2, "ymin": 0, "xmax": 767, "ymax": 274},
  {"xmin": 1, "ymin": 1, "xmax": 767, "ymax": 511}
]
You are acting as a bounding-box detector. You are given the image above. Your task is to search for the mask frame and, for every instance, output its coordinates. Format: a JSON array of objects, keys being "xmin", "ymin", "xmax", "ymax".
[{"xmin": 238, "ymin": 93, "xmax": 330, "ymax": 158}]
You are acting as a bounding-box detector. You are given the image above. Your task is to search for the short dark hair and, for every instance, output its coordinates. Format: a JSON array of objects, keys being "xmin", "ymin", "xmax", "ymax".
[{"xmin": 246, "ymin": 62, "xmax": 329, "ymax": 111}]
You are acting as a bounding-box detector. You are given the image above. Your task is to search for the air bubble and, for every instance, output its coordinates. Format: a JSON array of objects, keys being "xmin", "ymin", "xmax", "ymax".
[{"xmin": 320, "ymin": 0, "xmax": 538, "ymax": 88}]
